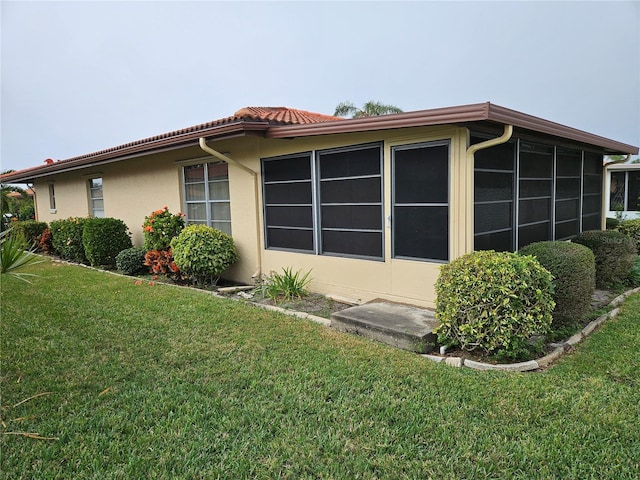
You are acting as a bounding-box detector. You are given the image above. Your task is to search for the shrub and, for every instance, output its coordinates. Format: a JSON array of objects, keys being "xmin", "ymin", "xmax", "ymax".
[
  {"xmin": 144, "ymin": 248, "xmax": 182, "ymax": 281},
  {"xmin": 82, "ymin": 217, "xmax": 132, "ymax": 267},
  {"xmin": 38, "ymin": 228, "xmax": 54, "ymax": 254},
  {"xmin": 434, "ymin": 250, "xmax": 554, "ymax": 359},
  {"xmin": 616, "ymin": 218, "xmax": 640, "ymax": 252},
  {"xmin": 171, "ymin": 225, "xmax": 238, "ymax": 287},
  {"xmin": 115, "ymin": 247, "xmax": 147, "ymax": 275},
  {"xmin": 519, "ymin": 241, "xmax": 595, "ymax": 327},
  {"xmin": 573, "ymin": 230, "xmax": 637, "ymax": 288},
  {"xmin": 142, "ymin": 207, "xmax": 185, "ymax": 251},
  {"xmin": 50, "ymin": 217, "xmax": 88, "ymax": 263},
  {"xmin": 606, "ymin": 217, "xmax": 620, "ymax": 230},
  {"xmin": 11, "ymin": 220, "xmax": 48, "ymax": 247},
  {"xmin": 627, "ymin": 256, "xmax": 640, "ymax": 287},
  {"xmin": 263, "ymin": 267, "xmax": 312, "ymax": 302}
]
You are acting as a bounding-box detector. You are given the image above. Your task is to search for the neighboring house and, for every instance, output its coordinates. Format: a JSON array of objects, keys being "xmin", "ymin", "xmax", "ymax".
[
  {"xmin": 605, "ymin": 162, "xmax": 640, "ymax": 220},
  {"xmin": 2, "ymin": 103, "xmax": 637, "ymax": 307}
]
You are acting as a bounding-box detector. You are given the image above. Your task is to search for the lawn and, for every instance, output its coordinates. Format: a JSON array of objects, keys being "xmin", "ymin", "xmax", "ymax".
[{"xmin": 1, "ymin": 259, "xmax": 639, "ymax": 479}]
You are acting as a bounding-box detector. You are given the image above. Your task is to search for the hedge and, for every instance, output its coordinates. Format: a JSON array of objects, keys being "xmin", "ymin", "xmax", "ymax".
[{"xmin": 573, "ymin": 230, "xmax": 637, "ymax": 288}]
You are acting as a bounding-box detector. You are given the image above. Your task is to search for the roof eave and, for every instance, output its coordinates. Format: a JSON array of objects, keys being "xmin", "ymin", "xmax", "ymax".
[
  {"xmin": 267, "ymin": 102, "xmax": 637, "ymax": 155},
  {"xmin": 1, "ymin": 121, "xmax": 270, "ymax": 183}
]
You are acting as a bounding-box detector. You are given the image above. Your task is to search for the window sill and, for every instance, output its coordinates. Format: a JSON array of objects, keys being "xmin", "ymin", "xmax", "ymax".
[{"xmin": 49, "ymin": 209, "xmax": 57, "ymax": 214}]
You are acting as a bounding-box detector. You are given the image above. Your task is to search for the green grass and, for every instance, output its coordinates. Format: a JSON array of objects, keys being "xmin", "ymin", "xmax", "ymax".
[{"xmin": 2, "ymin": 259, "xmax": 639, "ymax": 479}]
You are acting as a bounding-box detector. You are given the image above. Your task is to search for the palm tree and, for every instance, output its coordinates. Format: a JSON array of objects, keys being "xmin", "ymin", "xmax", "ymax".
[{"xmin": 334, "ymin": 100, "xmax": 403, "ymax": 118}]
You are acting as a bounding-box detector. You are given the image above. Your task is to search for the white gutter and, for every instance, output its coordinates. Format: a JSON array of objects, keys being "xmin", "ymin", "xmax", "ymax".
[
  {"xmin": 465, "ymin": 125, "xmax": 514, "ymax": 253},
  {"xmin": 198, "ymin": 137, "xmax": 262, "ymax": 279}
]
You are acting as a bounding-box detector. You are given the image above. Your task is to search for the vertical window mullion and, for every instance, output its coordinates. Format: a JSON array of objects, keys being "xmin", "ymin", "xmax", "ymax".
[
  {"xmin": 311, "ymin": 151, "xmax": 320, "ymax": 255},
  {"xmin": 514, "ymin": 139, "xmax": 521, "ymax": 250}
]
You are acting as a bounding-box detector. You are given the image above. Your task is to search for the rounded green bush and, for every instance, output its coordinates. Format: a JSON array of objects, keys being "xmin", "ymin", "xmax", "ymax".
[
  {"xmin": 10, "ymin": 220, "xmax": 48, "ymax": 247},
  {"xmin": 435, "ymin": 250, "xmax": 554, "ymax": 358},
  {"xmin": 171, "ymin": 225, "xmax": 238, "ymax": 286},
  {"xmin": 616, "ymin": 218, "xmax": 640, "ymax": 253},
  {"xmin": 50, "ymin": 217, "xmax": 88, "ymax": 263},
  {"xmin": 82, "ymin": 217, "xmax": 132, "ymax": 267},
  {"xmin": 573, "ymin": 230, "xmax": 637, "ymax": 288},
  {"xmin": 115, "ymin": 247, "xmax": 147, "ymax": 275},
  {"xmin": 519, "ymin": 241, "xmax": 595, "ymax": 327}
]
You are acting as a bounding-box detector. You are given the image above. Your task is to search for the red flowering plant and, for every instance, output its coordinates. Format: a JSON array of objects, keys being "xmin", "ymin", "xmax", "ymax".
[
  {"xmin": 141, "ymin": 207, "xmax": 185, "ymax": 282},
  {"xmin": 142, "ymin": 207, "xmax": 185, "ymax": 251},
  {"xmin": 144, "ymin": 248, "xmax": 184, "ymax": 282}
]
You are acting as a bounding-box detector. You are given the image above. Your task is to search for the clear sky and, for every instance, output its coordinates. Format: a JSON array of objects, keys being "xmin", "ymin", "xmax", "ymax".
[{"xmin": 2, "ymin": 0, "xmax": 639, "ymax": 174}]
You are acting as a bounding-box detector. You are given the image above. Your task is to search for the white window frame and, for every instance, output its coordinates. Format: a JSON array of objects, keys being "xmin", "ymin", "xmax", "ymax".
[
  {"xmin": 88, "ymin": 177, "xmax": 104, "ymax": 218},
  {"xmin": 182, "ymin": 161, "xmax": 232, "ymax": 235}
]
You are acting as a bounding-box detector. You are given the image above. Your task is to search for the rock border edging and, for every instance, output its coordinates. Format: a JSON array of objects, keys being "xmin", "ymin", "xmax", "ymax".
[{"xmin": 420, "ymin": 287, "xmax": 640, "ymax": 371}]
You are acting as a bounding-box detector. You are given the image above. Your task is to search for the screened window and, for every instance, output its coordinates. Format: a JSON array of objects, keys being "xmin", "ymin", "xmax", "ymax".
[
  {"xmin": 392, "ymin": 142, "xmax": 449, "ymax": 261},
  {"xmin": 582, "ymin": 152, "xmax": 602, "ymax": 231},
  {"xmin": 554, "ymin": 148, "xmax": 582, "ymax": 240},
  {"xmin": 473, "ymin": 134, "xmax": 605, "ymax": 252},
  {"xmin": 318, "ymin": 145, "xmax": 383, "ymax": 259},
  {"xmin": 89, "ymin": 177, "xmax": 104, "ymax": 218},
  {"xmin": 518, "ymin": 142, "xmax": 553, "ymax": 249},
  {"xmin": 262, "ymin": 144, "xmax": 383, "ymax": 259},
  {"xmin": 609, "ymin": 171, "xmax": 626, "ymax": 210},
  {"xmin": 474, "ymin": 138, "xmax": 515, "ymax": 252},
  {"xmin": 627, "ymin": 172, "xmax": 640, "ymax": 212},
  {"xmin": 609, "ymin": 170, "xmax": 640, "ymax": 212},
  {"xmin": 183, "ymin": 162, "xmax": 231, "ymax": 235},
  {"xmin": 262, "ymin": 153, "xmax": 314, "ymax": 252},
  {"xmin": 48, "ymin": 183, "xmax": 56, "ymax": 211}
]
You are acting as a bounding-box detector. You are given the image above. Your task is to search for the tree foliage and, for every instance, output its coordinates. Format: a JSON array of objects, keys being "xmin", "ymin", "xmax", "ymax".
[{"xmin": 334, "ymin": 100, "xmax": 403, "ymax": 118}]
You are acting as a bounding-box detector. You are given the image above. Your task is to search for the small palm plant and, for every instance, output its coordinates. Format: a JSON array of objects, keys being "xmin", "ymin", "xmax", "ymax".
[{"xmin": 0, "ymin": 228, "xmax": 43, "ymax": 283}]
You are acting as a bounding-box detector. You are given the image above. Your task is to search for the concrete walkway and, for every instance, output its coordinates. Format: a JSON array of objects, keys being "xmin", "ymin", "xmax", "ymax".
[{"xmin": 330, "ymin": 302, "xmax": 439, "ymax": 353}]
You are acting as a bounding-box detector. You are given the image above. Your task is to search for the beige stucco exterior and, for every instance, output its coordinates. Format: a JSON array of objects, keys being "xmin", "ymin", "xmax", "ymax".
[{"xmin": 31, "ymin": 125, "xmax": 475, "ymax": 309}]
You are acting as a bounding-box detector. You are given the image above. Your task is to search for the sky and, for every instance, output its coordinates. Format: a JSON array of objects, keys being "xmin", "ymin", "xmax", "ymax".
[{"xmin": 1, "ymin": 0, "xmax": 639, "ymax": 175}]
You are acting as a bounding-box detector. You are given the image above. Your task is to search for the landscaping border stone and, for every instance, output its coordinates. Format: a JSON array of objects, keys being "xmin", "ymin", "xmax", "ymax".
[{"xmin": 421, "ymin": 286, "xmax": 640, "ymax": 372}]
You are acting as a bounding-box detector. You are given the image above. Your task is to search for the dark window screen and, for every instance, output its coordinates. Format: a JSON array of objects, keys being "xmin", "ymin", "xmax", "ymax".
[
  {"xmin": 472, "ymin": 138, "xmax": 515, "ymax": 171},
  {"xmin": 322, "ymin": 230, "xmax": 382, "ymax": 258},
  {"xmin": 263, "ymin": 154, "xmax": 311, "ymax": 182},
  {"xmin": 473, "ymin": 138, "xmax": 515, "ymax": 252},
  {"xmin": 556, "ymin": 178, "xmax": 581, "ymax": 200},
  {"xmin": 393, "ymin": 142, "xmax": 449, "ymax": 261},
  {"xmin": 475, "ymin": 172, "xmax": 513, "ymax": 202},
  {"xmin": 627, "ymin": 172, "xmax": 640, "ymax": 212},
  {"xmin": 474, "ymin": 230, "xmax": 512, "ymax": 252},
  {"xmin": 555, "ymin": 220, "xmax": 579, "ymax": 240},
  {"xmin": 475, "ymin": 202, "xmax": 512, "ymax": 232},
  {"xmin": 518, "ymin": 222, "xmax": 551, "ymax": 249},
  {"xmin": 267, "ymin": 228, "xmax": 314, "ymax": 251},
  {"xmin": 262, "ymin": 154, "xmax": 314, "ymax": 252},
  {"xmin": 393, "ymin": 206, "xmax": 448, "ymax": 261},
  {"xmin": 556, "ymin": 149, "xmax": 582, "ymax": 176},
  {"xmin": 555, "ymin": 199, "xmax": 579, "ymax": 222},
  {"xmin": 394, "ymin": 144, "xmax": 448, "ymax": 203},
  {"xmin": 318, "ymin": 144, "xmax": 383, "ymax": 259},
  {"xmin": 610, "ymin": 171, "xmax": 626, "ymax": 210},
  {"xmin": 582, "ymin": 153, "xmax": 602, "ymax": 229}
]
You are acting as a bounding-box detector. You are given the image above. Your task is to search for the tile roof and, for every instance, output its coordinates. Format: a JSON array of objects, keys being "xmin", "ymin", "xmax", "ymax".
[
  {"xmin": 232, "ymin": 107, "xmax": 342, "ymax": 124},
  {"xmin": 2, "ymin": 103, "xmax": 636, "ymax": 184},
  {"xmin": 0, "ymin": 107, "xmax": 343, "ymax": 182}
]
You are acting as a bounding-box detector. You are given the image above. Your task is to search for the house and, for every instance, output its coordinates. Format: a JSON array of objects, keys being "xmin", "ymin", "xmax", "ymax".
[
  {"xmin": 2, "ymin": 103, "xmax": 637, "ymax": 308},
  {"xmin": 605, "ymin": 162, "xmax": 640, "ymax": 220}
]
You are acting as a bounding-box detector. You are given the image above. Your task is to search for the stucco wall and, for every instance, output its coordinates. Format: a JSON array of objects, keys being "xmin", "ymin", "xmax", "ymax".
[{"xmin": 32, "ymin": 126, "xmax": 470, "ymax": 308}]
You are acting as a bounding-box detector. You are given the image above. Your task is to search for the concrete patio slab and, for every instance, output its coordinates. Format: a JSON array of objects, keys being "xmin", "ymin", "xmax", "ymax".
[{"xmin": 330, "ymin": 302, "xmax": 439, "ymax": 353}]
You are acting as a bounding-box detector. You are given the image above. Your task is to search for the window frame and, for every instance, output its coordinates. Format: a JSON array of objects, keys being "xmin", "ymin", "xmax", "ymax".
[
  {"xmin": 261, "ymin": 142, "xmax": 385, "ymax": 261},
  {"xmin": 472, "ymin": 133, "xmax": 604, "ymax": 251},
  {"xmin": 262, "ymin": 152, "xmax": 315, "ymax": 254},
  {"xmin": 391, "ymin": 140, "xmax": 450, "ymax": 262},
  {"xmin": 88, "ymin": 177, "xmax": 104, "ymax": 218},
  {"xmin": 182, "ymin": 161, "xmax": 232, "ymax": 235},
  {"xmin": 48, "ymin": 183, "xmax": 56, "ymax": 212}
]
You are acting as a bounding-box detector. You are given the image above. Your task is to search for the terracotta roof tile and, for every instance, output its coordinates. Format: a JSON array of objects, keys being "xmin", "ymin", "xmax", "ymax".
[{"xmin": 233, "ymin": 107, "xmax": 342, "ymax": 124}]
